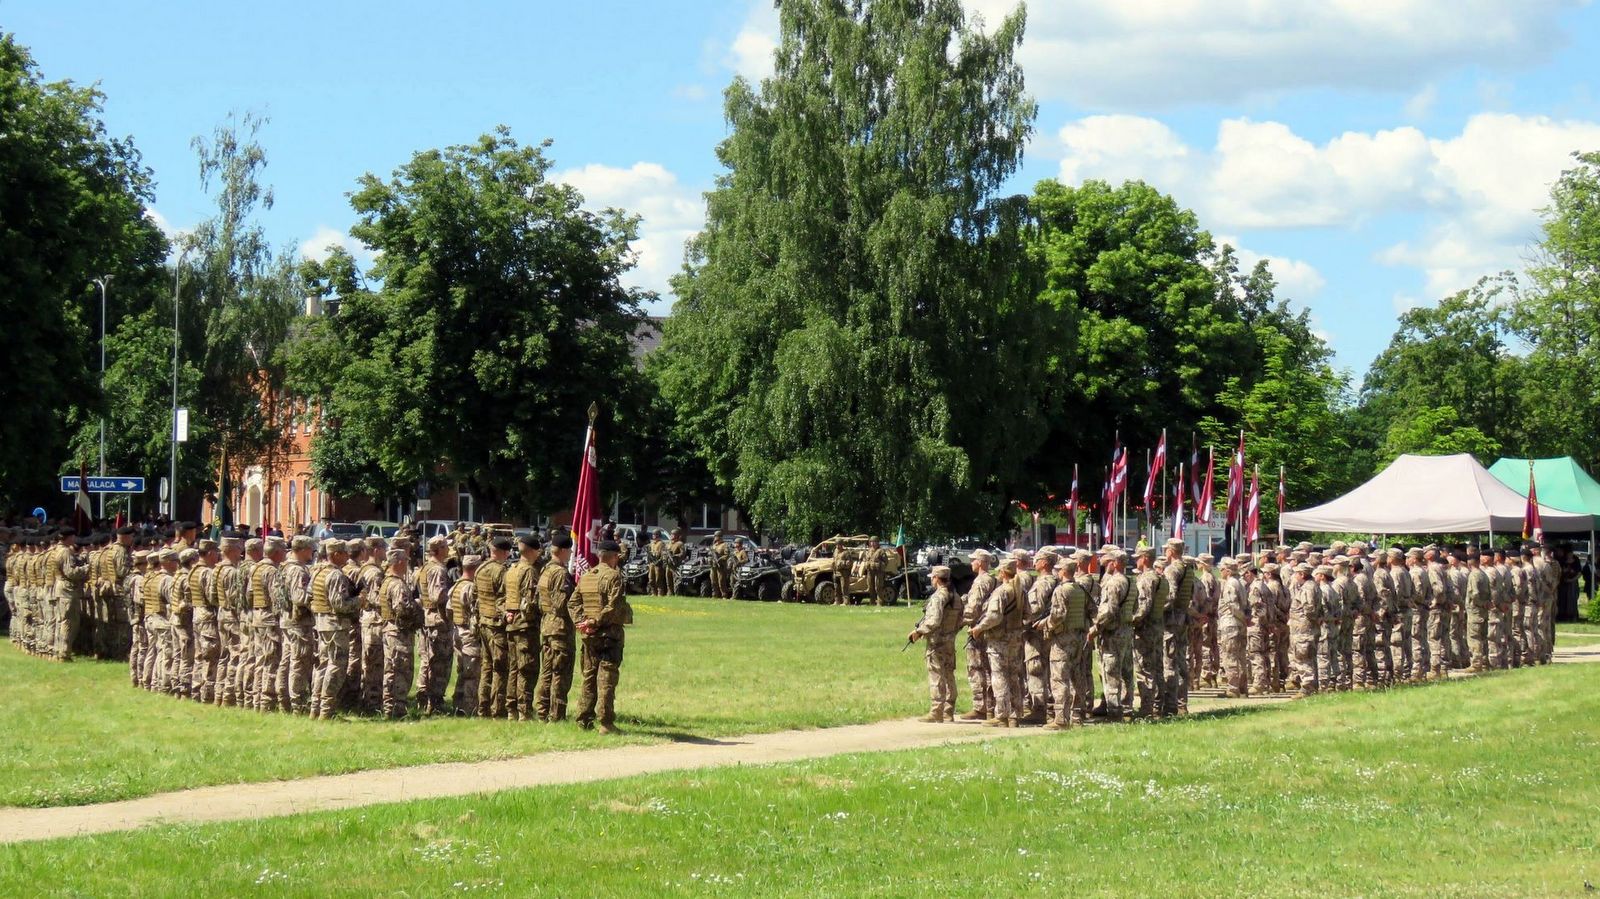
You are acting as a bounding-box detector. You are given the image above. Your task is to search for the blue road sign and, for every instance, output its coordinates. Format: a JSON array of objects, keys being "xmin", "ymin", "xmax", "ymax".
[{"xmin": 60, "ymin": 476, "xmax": 146, "ymax": 493}]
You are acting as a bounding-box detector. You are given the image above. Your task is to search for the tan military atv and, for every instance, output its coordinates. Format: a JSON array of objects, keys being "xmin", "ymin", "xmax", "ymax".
[{"xmin": 782, "ymin": 535, "xmax": 917, "ymax": 605}]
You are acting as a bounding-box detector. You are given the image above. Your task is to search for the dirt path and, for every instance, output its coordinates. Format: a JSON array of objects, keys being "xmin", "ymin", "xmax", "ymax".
[{"xmin": 1, "ymin": 644, "xmax": 1591, "ymax": 845}]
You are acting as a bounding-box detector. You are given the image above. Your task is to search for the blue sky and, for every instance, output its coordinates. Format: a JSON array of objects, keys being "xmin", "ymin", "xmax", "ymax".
[{"xmin": 10, "ymin": 0, "xmax": 1600, "ymax": 376}]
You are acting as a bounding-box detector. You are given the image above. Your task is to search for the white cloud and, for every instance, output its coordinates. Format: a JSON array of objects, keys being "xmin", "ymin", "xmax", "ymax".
[
  {"xmin": 1219, "ymin": 236, "xmax": 1327, "ymax": 304},
  {"xmin": 297, "ymin": 225, "xmax": 374, "ymax": 267},
  {"xmin": 967, "ymin": 0, "xmax": 1580, "ymax": 109},
  {"xmin": 1053, "ymin": 111, "xmax": 1600, "ymax": 301},
  {"xmin": 1404, "ymin": 84, "xmax": 1439, "ymax": 120},
  {"xmin": 553, "ymin": 162, "xmax": 706, "ymax": 306},
  {"xmin": 725, "ymin": 1, "xmax": 779, "ymax": 83}
]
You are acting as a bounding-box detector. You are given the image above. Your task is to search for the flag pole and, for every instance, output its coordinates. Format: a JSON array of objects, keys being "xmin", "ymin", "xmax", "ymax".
[
  {"xmin": 1278, "ymin": 463, "xmax": 1285, "ymax": 547},
  {"xmin": 1160, "ymin": 428, "xmax": 1168, "ymax": 543}
]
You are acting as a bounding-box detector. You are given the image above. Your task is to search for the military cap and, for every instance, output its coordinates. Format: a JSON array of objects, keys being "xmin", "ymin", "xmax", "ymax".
[
  {"xmin": 462, "ymin": 554, "xmax": 484, "ymax": 568},
  {"xmin": 1099, "ymin": 543, "xmax": 1121, "ymax": 554},
  {"xmin": 1313, "ymin": 564, "xmax": 1332, "ymax": 577},
  {"xmin": 1349, "ymin": 541, "xmax": 1368, "ymax": 553},
  {"xmin": 364, "ymin": 535, "xmax": 386, "ymax": 549},
  {"xmin": 1332, "ymin": 556, "xmax": 1350, "ymax": 569},
  {"xmin": 1102, "ymin": 549, "xmax": 1127, "ymax": 564},
  {"xmin": 491, "ymin": 537, "xmax": 514, "ymax": 552},
  {"xmin": 391, "ymin": 537, "xmax": 413, "ymax": 552},
  {"xmin": 930, "ymin": 565, "xmax": 952, "ymax": 579},
  {"xmin": 115, "ymin": 525, "xmax": 136, "ymax": 536},
  {"xmin": 1035, "ymin": 550, "xmax": 1058, "ymax": 566},
  {"xmin": 427, "ymin": 534, "xmax": 449, "ymax": 548},
  {"xmin": 264, "ymin": 536, "xmax": 287, "ymax": 552},
  {"xmin": 1218, "ymin": 556, "xmax": 1237, "ymax": 570},
  {"xmin": 157, "ymin": 548, "xmax": 178, "ymax": 563},
  {"xmin": 221, "ymin": 536, "xmax": 243, "ymax": 550},
  {"xmin": 597, "ymin": 539, "xmax": 622, "ymax": 554},
  {"xmin": 1294, "ymin": 541, "xmax": 1312, "ymax": 551},
  {"xmin": 1406, "ymin": 547, "xmax": 1423, "ymax": 558},
  {"xmin": 970, "ymin": 548, "xmax": 995, "ymax": 563},
  {"xmin": 177, "ymin": 548, "xmax": 197, "ymax": 564},
  {"xmin": 1196, "ymin": 552, "xmax": 1214, "ymax": 564},
  {"xmin": 385, "ymin": 548, "xmax": 406, "ymax": 565},
  {"xmin": 287, "ymin": 535, "xmax": 313, "ymax": 552},
  {"xmin": 1327, "ymin": 540, "xmax": 1348, "ymax": 553},
  {"xmin": 550, "ymin": 533, "xmax": 573, "ymax": 550},
  {"xmin": 1011, "ymin": 548, "xmax": 1031, "ymax": 562},
  {"xmin": 1138, "ymin": 546, "xmax": 1156, "ymax": 560},
  {"xmin": 321, "ymin": 538, "xmax": 347, "ymax": 554},
  {"xmin": 998, "ymin": 557, "xmax": 1019, "ymax": 573},
  {"xmin": 1072, "ymin": 549, "xmax": 1094, "ymax": 562},
  {"xmin": 1261, "ymin": 562, "xmax": 1279, "ymax": 575},
  {"xmin": 196, "ymin": 539, "xmax": 218, "ymax": 554},
  {"xmin": 245, "ymin": 537, "xmax": 264, "ymax": 551},
  {"xmin": 132, "ymin": 550, "xmax": 150, "ymax": 561},
  {"xmin": 1059, "ymin": 557, "xmax": 1078, "ymax": 573},
  {"xmin": 518, "ymin": 534, "xmax": 543, "ymax": 550},
  {"xmin": 1165, "ymin": 538, "xmax": 1185, "ymax": 550}
]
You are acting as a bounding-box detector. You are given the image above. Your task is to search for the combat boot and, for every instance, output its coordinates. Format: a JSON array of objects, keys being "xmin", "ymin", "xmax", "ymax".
[
  {"xmin": 918, "ymin": 712, "xmax": 943, "ymax": 723},
  {"xmin": 597, "ymin": 723, "xmax": 620, "ymax": 735},
  {"xmin": 982, "ymin": 717, "xmax": 1005, "ymax": 727},
  {"xmin": 956, "ymin": 710, "xmax": 986, "ymax": 721}
]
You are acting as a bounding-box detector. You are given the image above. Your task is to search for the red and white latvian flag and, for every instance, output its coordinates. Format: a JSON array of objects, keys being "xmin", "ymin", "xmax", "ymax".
[
  {"xmin": 1246, "ymin": 466, "xmax": 1261, "ymax": 546},
  {"xmin": 1198, "ymin": 446, "xmax": 1215, "ymax": 524},
  {"xmin": 1143, "ymin": 429, "xmax": 1167, "ymax": 510},
  {"xmin": 1523, "ymin": 460, "xmax": 1543, "ymax": 542},
  {"xmin": 1110, "ymin": 443, "xmax": 1128, "ymax": 500},
  {"xmin": 1225, "ymin": 431, "xmax": 1246, "ymax": 522},
  {"xmin": 569, "ymin": 404, "xmax": 602, "ymax": 577}
]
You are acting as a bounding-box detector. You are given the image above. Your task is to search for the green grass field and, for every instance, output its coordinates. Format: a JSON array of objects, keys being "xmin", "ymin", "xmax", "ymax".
[
  {"xmin": 0, "ymin": 596, "xmax": 927, "ymax": 807},
  {"xmin": 3, "ymin": 661, "xmax": 1595, "ymax": 896}
]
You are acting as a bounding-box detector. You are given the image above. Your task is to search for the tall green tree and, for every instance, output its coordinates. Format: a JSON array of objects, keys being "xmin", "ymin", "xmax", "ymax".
[
  {"xmin": 285, "ymin": 129, "xmax": 648, "ymax": 515},
  {"xmin": 1026, "ymin": 180, "xmax": 1255, "ymax": 503},
  {"xmin": 1514, "ymin": 150, "xmax": 1600, "ymax": 470},
  {"xmin": 655, "ymin": 0, "xmax": 1039, "ymax": 540},
  {"xmin": 1358, "ymin": 276, "xmax": 1525, "ymax": 469},
  {"xmin": 0, "ymin": 33, "xmax": 168, "ymax": 510}
]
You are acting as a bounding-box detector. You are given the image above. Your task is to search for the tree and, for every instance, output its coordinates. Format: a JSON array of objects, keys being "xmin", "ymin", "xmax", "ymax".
[
  {"xmin": 1378, "ymin": 405, "xmax": 1501, "ymax": 463},
  {"xmin": 1025, "ymin": 180, "xmax": 1256, "ymax": 505},
  {"xmin": 655, "ymin": 0, "xmax": 1039, "ymax": 540},
  {"xmin": 0, "ymin": 33, "xmax": 168, "ymax": 510},
  {"xmin": 285, "ymin": 129, "xmax": 648, "ymax": 515},
  {"xmin": 1358, "ymin": 277, "xmax": 1525, "ymax": 467},
  {"xmin": 1514, "ymin": 150, "xmax": 1600, "ymax": 470}
]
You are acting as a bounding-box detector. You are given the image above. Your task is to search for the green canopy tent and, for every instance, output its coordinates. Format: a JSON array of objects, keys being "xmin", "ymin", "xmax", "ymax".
[{"xmin": 1487, "ymin": 457, "xmax": 1600, "ymax": 528}]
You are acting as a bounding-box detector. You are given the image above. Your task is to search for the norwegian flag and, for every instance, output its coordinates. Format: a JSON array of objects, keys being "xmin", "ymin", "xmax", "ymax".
[
  {"xmin": 1523, "ymin": 460, "xmax": 1543, "ymax": 542},
  {"xmin": 1198, "ymin": 447, "xmax": 1216, "ymax": 524},
  {"xmin": 1172, "ymin": 461, "xmax": 1186, "ymax": 539},
  {"xmin": 1246, "ymin": 466, "xmax": 1261, "ymax": 546},
  {"xmin": 1142, "ymin": 429, "xmax": 1167, "ymax": 510},
  {"xmin": 569, "ymin": 404, "xmax": 602, "ymax": 577},
  {"xmin": 1225, "ymin": 431, "xmax": 1246, "ymax": 523},
  {"xmin": 1068, "ymin": 464, "xmax": 1079, "ymax": 544}
]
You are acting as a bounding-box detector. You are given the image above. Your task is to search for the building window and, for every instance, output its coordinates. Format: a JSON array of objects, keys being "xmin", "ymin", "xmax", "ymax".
[{"xmin": 458, "ymin": 489, "xmax": 475, "ymax": 523}]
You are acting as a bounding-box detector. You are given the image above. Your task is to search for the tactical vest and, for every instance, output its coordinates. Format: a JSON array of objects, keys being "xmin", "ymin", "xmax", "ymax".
[
  {"xmin": 1171, "ymin": 562, "xmax": 1195, "ymax": 611},
  {"xmin": 1059, "ymin": 581, "xmax": 1089, "ymax": 633},
  {"xmin": 1112, "ymin": 576, "xmax": 1134, "ymax": 627},
  {"xmin": 379, "ymin": 575, "xmax": 398, "ymax": 622},
  {"xmin": 45, "ymin": 546, "xmax": 63, "ymax": 588},
  {"xmin": 449, "ymin": 579, "xmax": 473, "ymax": 626},
  {"xmin": 142, "ymin": 571, "xmax": 167, "ymax": 617},
  {"xmin": 1152, "ymin": 572, "xmax": 1170, "ymax": 620},
  {"xmin": 936, "ymin": 588, "xmax": 963, "ymax": 637},
  {"xmin": 1001, "ymin": 579, "xmax": 1025, "ymax": 631},
  {"xmin": 191, "ymin": 566, "xmax": 214, "ymax": 608},
  {"xmin": 250, "ymin": 561, "xmax": 275, "ymax": 610},
  {"xmin": 539, "ymin": 562, "xmax": 570, "ymax": 616},
  {"xmin": 171, "ymin": 569, "xmax": 192, "ymax": 612},
  {"xmin": 217, "ymin": 561, "xmax": 240, "ymax": 611},
  {"xmin": 505, "ymin": 560, "xmax": 534, "ymax": 612},
  {"xmin": 310, "ymin": 565, "xmax": 332, "ymax": 615},
  {"xmin": 576, "ymin": 569, "xmax": 605, "ymax": 623},
  {"xmin": 475, "ymin": 560, "xmax": 504, "ymax": 620}
]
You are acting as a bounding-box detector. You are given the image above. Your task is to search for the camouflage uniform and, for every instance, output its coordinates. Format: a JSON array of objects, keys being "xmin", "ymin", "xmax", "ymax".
[
  {"xmin": 1042, "ymin": 561, "xmax": 1093, "ymax": 727},
  {"xmin": 1245, "ymin": 566, "xmax": 1274, "ymax": 695},
  {"xmin": 168, "ymin": 555, "xmax": 196, "ymax": 697},
  {"xmin": 189, "ymin": 550, "xmax": 221, "ymax": 703},
  {"xmin": 1132, "ymin": 560, "xmax": 1166, "ymax": 719},
  {"xmin": 911, "ymin": 574, "xmax": 962, "ymax": 721},
  {"xmin": 1188, "ymin": 557, "xmax": 1218, "ymax": 688},
  {"xmin": 504, "ymin": 550, "xmax": 541, "ymax": 720},
  {"xmin": 1216, "ymin": 559, "xmax": 1254, "ymax": 694},
  {"xmin": 1490, "ymin": 555, "xmax": 1511, "ymax": 669},
  {"xmin": 308, "ymin": 544, "xmax": 357, "ymax": 719},
  {"xmin": 647, "ymin": 537, "xmax": 669, "ymax": 596},
  {"xmin": 1094, "ymin": 558, "xmax": 1133, "ymax": 719},
  {"xmin": 354, "ymin": 548, "xmax": 387, "ymax": 713},
  {"xmin": 958, "ymin": 557, "xmax": 997, "ymax": 720},
  {"xmin": 417, "ymin": 552, "xmax": 455, "ymax": 715},
  {"xmin": 1450, "ymin": 559, "xmax": 1470, "ymax": 668},
  {"xmin": 574, "ymin": 557, "xmax": 631, "ymax": 732},
  {"xmin": 973, "ymin": 564, "xmax": 1025, "ymax": 726},
  {"xmin": 279, "ymin": 543, "xmax": 316, "ymax": 714},
  {"xmin": 1288, "ymin": 566, "xmax": 1321, "ymax": 696},
  {"xmin": 49, "ymin": 538, "xmax": 88, "ymax": 661},
  {"xmin": 448, "ymin": 567, "xmax": 482, "ymax": 715},
  {"xmin": 1161, "ymin": 544, "xmax": 1193, "ymax": 715},
  {"xmin": 248, "ymin": 548, "xmax": 285, "ymax": 711},
  {"xmin": 861, "ymin": 543, "xmax": 890, "ymax": 606},
  {"xmin": 380, "ymin": 561, "xmax": 423, "ymax": 718},
  {"xmin": 142, "ymin": 554, "xmax": 177, "ymax": 692},
  {"xmin": 475, "ymin": 552, "xmax": 510, "ymax": 718},
  {"xmin": 1020, "ymin": 556, "xmax": 1057, "ymax": 721},
  {"xmin": 536, "ymin": 552, "xmax": 577, "ymax": 722},
  {"xmin": 1426, "ymin": 557, "xmax": 1452, "ymax": 678}
]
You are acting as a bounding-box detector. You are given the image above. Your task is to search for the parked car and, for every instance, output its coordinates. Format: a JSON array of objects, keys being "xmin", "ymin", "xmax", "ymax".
[
  {"xmin": 323, "ymin": 521, "xmax": 365, "ymax": 539},
  {"xmin": 415, "ymin": 519, "xmax": 458, "ymax": 542},
  {"xmin": 784, "ymin": 535, "xmax": 916, "ymax": 604},
  {"xmin": 357, "ymin": 520, "xmax": 400, "ymax": 538}
]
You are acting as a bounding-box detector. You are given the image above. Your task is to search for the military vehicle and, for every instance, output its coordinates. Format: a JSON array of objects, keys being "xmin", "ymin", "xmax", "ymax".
[
  {"xmin": 733, "ymin": 547, "xmax": 791, "ymax": 601},
  {"xmin": 781, "ymin": 535, "xmax": 921, "ymax": 604}
]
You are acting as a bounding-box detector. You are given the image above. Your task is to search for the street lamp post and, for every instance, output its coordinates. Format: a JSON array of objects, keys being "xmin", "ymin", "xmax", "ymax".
[
  {"xmin": 92, "ymin": 275, "xmax": 112, "ymax": 518},
  {"xmin": 170, "ymin": 244, "xmax": 192, "ymax": 521}
]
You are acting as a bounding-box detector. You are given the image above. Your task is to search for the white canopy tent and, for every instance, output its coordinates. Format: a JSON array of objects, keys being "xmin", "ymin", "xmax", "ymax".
[{"xmin": 1281, "ymin": 453, "xmax": 1591, "ymax": 534}]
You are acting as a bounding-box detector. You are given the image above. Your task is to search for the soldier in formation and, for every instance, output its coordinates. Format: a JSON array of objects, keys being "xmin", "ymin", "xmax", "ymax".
[{"xmin": 2, "ymin": 520, "xmax": 636, "ymax": 730}]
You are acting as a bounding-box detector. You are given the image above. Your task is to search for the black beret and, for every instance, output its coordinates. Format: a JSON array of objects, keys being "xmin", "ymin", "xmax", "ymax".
[
  {"xmin": 518, "ymin": 534, "xmax": 543, "ymax": 550},
  {"xmin": 597, "ymin": 539, "xmax": 621, "ymax": 554},
  {"xmin": 179, "ymin": 521, "xmax": 197, "ymax": 531},
  {"xmin": 116, "ymin": 525, "xmax": 136, "ymax": 536},
  {"xmin": 549, "ymin": 533, "xmax": 573, "ymax": 550},
  {"xmin": 58, "ymin": 527, "xmax": 76, "ymax": 538},
  {"xmin": 491, "ymin": 537, "xmax": 514, "ymax": 551}
]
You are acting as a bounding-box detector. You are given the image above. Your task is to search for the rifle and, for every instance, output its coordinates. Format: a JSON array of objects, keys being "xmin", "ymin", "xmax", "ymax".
[{"xmin": 901, "ymin": 636, "xmax": 915, "ymax": 652}]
